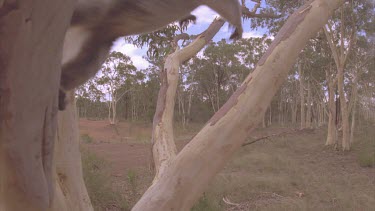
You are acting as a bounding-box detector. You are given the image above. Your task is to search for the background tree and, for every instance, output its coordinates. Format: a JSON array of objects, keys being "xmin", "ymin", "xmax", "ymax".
[{"xmin": 95, "ymin": 51, "xmax": 136, "ymax": 125}]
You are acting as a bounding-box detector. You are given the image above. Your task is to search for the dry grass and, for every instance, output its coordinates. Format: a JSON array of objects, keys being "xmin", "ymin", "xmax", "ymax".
[
  {"xmin": 81, "ymin": 149, "xmax": 129, "ymax": 210},
  {"xmin": 80, "ymin": 119, "xmax": 375, "ymax": 210},
  {"xmin": 205, "ymin": 126, "xmax": 375, "ymax": 211}
]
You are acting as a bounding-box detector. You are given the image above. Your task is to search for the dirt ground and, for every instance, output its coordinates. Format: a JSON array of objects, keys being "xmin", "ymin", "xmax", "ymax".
[{"xmin": 80, "ymin": 119, "xmax": 375, "ymax": 210}]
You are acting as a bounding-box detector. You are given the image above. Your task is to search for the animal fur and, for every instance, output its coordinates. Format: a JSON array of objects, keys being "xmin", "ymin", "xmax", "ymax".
[{"xmin": 59, "ymin": 0, "xmax": 243, "ymax": 109}]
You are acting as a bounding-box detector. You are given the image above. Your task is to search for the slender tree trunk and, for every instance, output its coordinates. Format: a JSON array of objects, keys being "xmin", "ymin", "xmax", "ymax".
[
  {"xmin": 186, "ymin": 89, "xmax": 193, "ymax": 125},
  {"xmin": 349, "ymin": 76, "xmax": 359, "ymax": 144},
  {"xmin": 134, "ymin": 1, "xmax": 344, "ymax": 210},
  {"xmin": 108, "ymin": 99, "xmax": 112, "ymax": 124},
  {"xmin": 112, "ymin": 99, "xmax": 117, "ymax": 124},
  {"xmin": 208, "ymin": 92, "xmax": 216, "ymax": 113},
  {"xmin": 278, "ymin": 100, "xmax": 282, "ymax": 125},
  {"xmin": 306, "ymin": 80, "xmax": 312, "ymax": 128},
  {"xmin": 319, "ymin": 100, "xmax": 325, "ymax": 126},
  {"xmin": 215, "ymin": 71, "xmax": 220, "ymax": 112},
  {"xmin": 326, "ymin": 79, "xmax": 337, "ymax": 146},
  {"xmin": 177, "ymin": 90, "xmax": 182, "ymax": 117},
  {"xmin": 180, "ymin": 92, "xmax": 186, "ymax": 130},
  {"xmin": 323, "ymin": 7, "xmax": 355, "ymax": 151},
  {"xmin": 350, "ymin": 99, "xmax": 357, "ymax": 144},
  {"xmin": 299, "ymin": 62, "xmax": 306, "ymax": 129},
  {"xmin": 150, "ymin": 18, "xmax": 226, "ymax": 183},
  {"xmin": 338, "ymin": 66, "xmax": 350, "ymax": 150},
  {"xmin": 291, "ymin": 99, "xmax": 298, "ymax": 125},
  {"xmin": 262, "ymin": 113, "xmax": 266, "ymax": 128},
  {"xmin": 268, "ymin": 106, "xmax": 272, "ymax": 126}
]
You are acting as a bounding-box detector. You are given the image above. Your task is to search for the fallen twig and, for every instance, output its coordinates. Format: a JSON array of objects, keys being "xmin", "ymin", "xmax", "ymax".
[
  {"xmin": 242, "ymin": 129, "xmax": 302, "ymax": 147},
  {"xmin": 223, "ymin": 196, "xmax": 240, "ymax": 207}
]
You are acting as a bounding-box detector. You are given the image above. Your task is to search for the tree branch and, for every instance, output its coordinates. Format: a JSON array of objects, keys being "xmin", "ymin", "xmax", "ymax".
[
  {"xmin": 172, "ymin": 33, "xmax": 190, "ymax": 50},
  {"xmin": 241, "ymin": 4, "xmax": 280, "ymax": 19},
  {"xmin": 242, "ymin": 129, "xmax": 298, "ymax": 147},
  {"xmin": 323, "ymin": 25, "xmax": 341, "ymax": 67}
]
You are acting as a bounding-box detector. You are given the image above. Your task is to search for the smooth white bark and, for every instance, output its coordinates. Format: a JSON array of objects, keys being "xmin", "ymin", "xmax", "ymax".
[{"xmin": 133, "ymin": 1, "xmax": 344, "ymax": 210}]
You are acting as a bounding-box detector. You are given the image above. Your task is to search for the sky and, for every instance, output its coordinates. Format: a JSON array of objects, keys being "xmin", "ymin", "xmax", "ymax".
[{"xmin": 111, "ymin": 5, "xmax": 266, "ymax": 70}]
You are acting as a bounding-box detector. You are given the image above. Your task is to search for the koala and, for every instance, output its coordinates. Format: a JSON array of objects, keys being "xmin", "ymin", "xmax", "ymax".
[{"xmin": 59, "ymin": 0, "xmax": 243, "ymax": 109}]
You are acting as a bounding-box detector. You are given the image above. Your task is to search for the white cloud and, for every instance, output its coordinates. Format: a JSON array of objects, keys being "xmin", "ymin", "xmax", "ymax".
[
  {"xmin": 221, "ymin": 27, "xmax": 229, "ymax": 33},
  {"xmin": 131, "ymin": 55, "xmax": 149, "ymax": 70},
  {"xmin": 219, "ymin": 26, "xmax": 231, "ymax": 38},
  {"xmin": 111, "ymin": 39, "xmax": 150, "ymax": 70},
  {"xmin": 192, "ymin": 6, "xmax": 218, "ymax": 24},
  {"xmin": 112, "ymin": 43, "xmax": 137, "ymax": 55},
  {"xmin": 242, "ymin": 31, "xmax": 263, "ymax": 38}
]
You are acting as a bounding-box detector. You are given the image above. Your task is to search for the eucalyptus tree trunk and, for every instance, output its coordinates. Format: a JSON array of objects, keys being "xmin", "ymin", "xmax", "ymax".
[
  {"xmin": 319, "ymin": 99, "xmax": 325, "ymax": 126},
  {"xmin": 291, "ymin": 95, "xmax": 298, "ymax": 125},
  {"xmin": 262, "ymin": 113, "xmax": 267, "ymax": 128},
  {"xmin": 178, "ymin": 91, "xmax": 187, "ymax": 129},
  {"xmin": 298, "ymin": 62, "xmax": 306, "ymax": 129},
  {"xmin": 0, "ymin": 0, "xmax": 74, "ymax": 210},
  {"xmin": 150, "ymin": 18, "xmax": 226, "ymax": 184},
  {"xmin": 278, "ymin": 100, "xmax": 282, "ymax": 125},
  {"xmin": 306, "ymin": 80, "xmax": 312, "ymax": 128},
  {"xmin": 323, "ymin": 7, "xmax": 355, "ymax": 151},
  {"xmin": 268, "ymin": 105, "xmax": 272, "ymax": 125},
  {"xmin": 186, "ymin": 88, "xmax": 194, "ymax": 126},
  {"xmin": 52, "ymin": 91, "xmax": 93, "ymax": 211},
  {"xmin": 337, "ymin": 66, "xmax": 350, "ymax": 150},
  {"xmin": 326, "ymin": 77, "xmax": 337, "ymax": 146},
  {"xmin": 349, "ymin": 68, "xmax": 360, "ymax": 144},
  {"xmin": 134, "ymin": 1, "xmax": 344, "ymax": 210},
  {"xmin": 350, "ymin": 94, "xmax": 357, "ymax": 144}
]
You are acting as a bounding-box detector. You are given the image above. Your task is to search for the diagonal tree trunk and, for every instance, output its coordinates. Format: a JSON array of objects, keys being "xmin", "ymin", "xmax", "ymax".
[
  {"xmin": 151, "ymin": 18, "xmax": 226, "ymax": 184},
  {"xmin": 133, "ymin": 1, "xmax": 344, "ymax": 210}
]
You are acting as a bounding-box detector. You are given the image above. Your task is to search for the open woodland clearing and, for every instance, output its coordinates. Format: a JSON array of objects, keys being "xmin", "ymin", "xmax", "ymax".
[
  {"xmin": 1, "ymin": 0, "xmax": 374, "ymax": 210},
  {"xmin": 79, "ymin": 119, "xmax": 375, "ymax": 210}
]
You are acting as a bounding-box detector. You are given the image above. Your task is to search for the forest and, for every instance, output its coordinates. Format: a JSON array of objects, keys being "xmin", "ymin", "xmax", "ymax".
[
  {"xmin": 76, "ymin": 0, "xmax": 374, "ymax": 150},
  {"xmin": 73, "ymin": 1, "xmax": 375, "ymax": 210},
  {"xmin": 0, "ymin": 0, "xmax": 374, "ymax": 211}
]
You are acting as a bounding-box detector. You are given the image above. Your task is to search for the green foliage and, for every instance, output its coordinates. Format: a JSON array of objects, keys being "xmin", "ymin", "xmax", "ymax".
[
  {"xmin": 191, "ymin": 194, "xmax": 222, "ymax": 211},
  {"xmin": 358, "ymin": 152, "xmax": 375, "ymax": 167},
  {"xmin": 81, "ymin": 133, "xmax": 93, "ymax": 143},
  {"xmin": 127, "ymin": 20, "xmax": 191, "ymax": 59},
  {"xmin": 127, "ymin": 170, "xmax": 137, "ymax": 185},
  {"xmin": 126, "ymin": 170, "xmax": 138, "ymax": 195},
  {"xmin": 81, "ymin": 150, "xmax": 128, "ymax": 210}
]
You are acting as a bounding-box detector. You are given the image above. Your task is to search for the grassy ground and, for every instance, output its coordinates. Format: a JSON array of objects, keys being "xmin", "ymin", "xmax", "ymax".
[
  {"xmin": 80, "ymin": 120, "xmax": 375, "ymax": 211},
  {"xmin": 81, "ymin": 149, "xmax": 129, "ymax": 210},
  {"xmin": 204, "ymin": 126, "xmax": 375, "ymax": 211}
]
